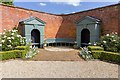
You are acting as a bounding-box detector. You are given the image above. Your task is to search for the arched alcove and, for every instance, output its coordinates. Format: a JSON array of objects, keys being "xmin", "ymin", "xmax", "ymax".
[
  {"xmin": 76, "ymin": 16, "xmax": 101, "ymax": 47},
  {"xmin": 19, "ymin": 16, "xmax": 46, "ymax": 48},
  {"xmin": 81, "ymin": 29, "xmax": 90, "ymax": 47},
  {"xmin": 31, "ymin": 29, "xmax": 40, "ymax": 48}
]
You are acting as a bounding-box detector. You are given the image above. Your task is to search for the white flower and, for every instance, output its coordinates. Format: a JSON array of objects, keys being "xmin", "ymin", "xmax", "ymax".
[
  {"xmin": 15, "ymin": 30, "xmax": 18, "ymax": 32},
  {"xmin": 0, "ymin": 33, "xmax": 2, "ymax": 35},
  {"xmin": 111, "ymin": 36, "xmax": 114, "ymax": 38},
  {"xmin": 0, "ymin": 44, "xmax": 2, "ymax": 46},
  {"xmin": 103, "ymin": 41, "xmax": 106, "ymax": 43},
  {"xmin": 30, "ymin": 46, "xmax": 32, "ymax": 48},
  {"xmin": 3, "ymin": 36, "xmax": 7, "ymax": 38},
  {"xmin": 12, "ymin": 30, "xmax": 17, "ymax": 33},
  {"xmin": 93, "ymin": 43, "xmax": 97, "ymax": 46},
  {"xmin": 17, "ymin": 35, "xmax": 21, "ymax": 37},
  {"xmin": 106, "ymin": 34, "xmax": 109, "ymax": 36},
  {"xmin": 113, "ymin": 40, "xmax": 116, "ymax": 42},
  {"xmin": 1, "ymin": 40, "xmax": 5, "ymax": 43},
  {"xmin": 3, "ymin": 32, "xmax": 5, "ymax": 34},
  {"xmin": 23, "ymin": 37, "xmax": 26, "ymax": 39},
  {"xmin": 17, "ymin": 35, "xmax": 19, "ymax": 37},
  {"xmin": 7, "ymin": 37, "xmax": 11, "ymax": 39},
  {"xmin": 115, "ymin": 32, "xmax": 118, "ymax": 34},
  {"xmin": 88, "ymin": 51, "xmax": 91, "ymax": 53},
  {"xmin": 93, "ymin": 42, "xmax": 97, "ymax": 46},
  {"xmin": 8, "ymin": 45, "xmax": 12, "ymax": 47},
  {"xmin": 11, "ymin": 33, "xmax": 14, "ymax": 35},
  {"xmin": 8, "ymin": 40, "xmax": 11, "ymax": 42},
  {"xmin": 101, "ymin": 45, "xmax": 103, "ymax": 47},
  {"xmin": 8, "ymin": 30, "xmax": 11, "ymax": 32},
  {"xmin": 11, "ymin": 37, "xmax": 14, "ymax": 39},
  {"xmin": 88, "ymin": 43, "xmax": 91, "ymax": 45},
  {"xmin": 4, "ymin": 29, "xmax": 6, "ymax": 31}
]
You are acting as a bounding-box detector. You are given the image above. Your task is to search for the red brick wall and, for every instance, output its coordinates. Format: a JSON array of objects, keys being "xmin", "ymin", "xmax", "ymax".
[
  {"xmin": 118, "ymin": 4, "xmax": 120, "ymax": 36},
  {"xmin": 63, "ymin": 4, "xmax": 120, "ymax": 36},
  {"xmin": 0, "ymin": 5, "xmax": 2, "ymax": 33},
  {"xmin": 1, "ymin": 5, "xmax": 64, "ymax": 39},
  {"xmin": 0, "ymin": 4, "xmax": 120, "ymax": 39}
]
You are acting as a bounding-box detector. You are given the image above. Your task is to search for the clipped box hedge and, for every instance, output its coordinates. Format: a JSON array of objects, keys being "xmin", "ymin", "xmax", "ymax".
[
  {"xmin": 0, "ymin": 51, "xmax": 16, "ymax": 60},
  {"xmin": 15, "ymin": 46, "xmax": 28, "ymax": 50},
  {"xmin": 88, "ymin": 46, "xmax": 120, "ymax": 62},
  {"xmin": 13, "ymin": 50, "xmax": 27, "ymax": 58},
  {"xmin": 91, "ymin": 51, "xmax": 105, "ymax": 59},
  {"xmin": 0, "ymin": 50, "xmax": 27, "ymax": 60},
  {"xmin": 100, "ymin": 51, "xmax": 120, "ymax": 62},
  {"xmin": 92, "ymin": 51, "xmax": 120, "ymax": 62},
  {"xmin": 88, "ymin": 46, "xmax": 104, "ymax": 51}
]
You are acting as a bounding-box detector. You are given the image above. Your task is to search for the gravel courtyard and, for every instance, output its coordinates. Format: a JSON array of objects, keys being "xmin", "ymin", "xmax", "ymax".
[
  {"xmin": 0, "ymin": 47, "xmax": 119, "ymax": 78},
  {"xmin": 0, "ymin": 60, "xmax": 119, "ymax": 78}
]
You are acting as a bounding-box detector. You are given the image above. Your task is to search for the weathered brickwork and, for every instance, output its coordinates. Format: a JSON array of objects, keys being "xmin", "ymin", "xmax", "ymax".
[
  {"xmin": 1, "ymin": 5, "xmax": 63, "ymax": 39},
  {"xmin": 118, "ymin": 4, "xmax": 120, "ymax": 36},
  {"xmin": 0, "ymin": 3, "xmax": 120, "ymax": 39},
  {"xmin": 62, "ymin": 4, "xmax": 120, "ymax": 36}
]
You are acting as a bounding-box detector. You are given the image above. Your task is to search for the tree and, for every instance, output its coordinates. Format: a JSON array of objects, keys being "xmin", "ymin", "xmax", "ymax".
[{"xmin": 0, "ymin": 0, "xmax": 14, "ymax": 6}]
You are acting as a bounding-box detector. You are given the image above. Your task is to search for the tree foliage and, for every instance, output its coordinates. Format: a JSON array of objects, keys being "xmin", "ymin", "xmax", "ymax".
[{"xmin": 0, "ymin": 0, "xmax": 14, "ymax": 6}]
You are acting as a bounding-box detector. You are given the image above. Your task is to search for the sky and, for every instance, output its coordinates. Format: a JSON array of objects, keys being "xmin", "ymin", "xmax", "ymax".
[{"xmin": 14, "ymin": 1, "xmax": 119, "ymax": 14}]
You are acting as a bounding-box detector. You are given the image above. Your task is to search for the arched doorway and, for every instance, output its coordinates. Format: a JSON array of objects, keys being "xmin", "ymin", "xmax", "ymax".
[
  {"xmin": 31, "ymin": 29, "xmax": 40, "ymax": 48},
  {"xmin": 81, "ymin": 29, "xmax": 90, "ymax": 47}
]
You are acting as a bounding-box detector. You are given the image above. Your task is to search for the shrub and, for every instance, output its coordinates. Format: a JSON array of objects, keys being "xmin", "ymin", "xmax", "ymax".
[
  {"xmin": 80, "ymin": 47, "xmax": 94, "ymax": 60},
  {"xmin": 13, "ymin": 50, "xmax": 26, "ymax": 58},
  {"xmin": 0, "ymin": 51, "xmax": 16, "ymax": 60},
  {"xmin": 1, "ymin": 28, "xmax": 26, "ymax": 51},
  {"xmin": 0, "ymin": 50, "xmax": 27, "ymax": 60},
  {"xmin": 88, "ymin": 46, "xmax": 104, "ymax": 51},
  {"xmin": 92, "ymin": 51, "xmax": 104, "ymax": 59},
  {"xmin": 15, "ymin": 46, "xmax": 28, "ymax": 50},
  {"xmin": 91, "ymin": 51, "xmax": 120, "ymax": 62},
  {"xmin": 88, "ymin": 46, "xmax": 120, "ymax": 62},
  {"xmin": 97, "ymin": 32, "xmax": 120, "ymax": 52},
  {"xmin": 26, "ymin": 45, "xmax": 38, "ymax": 58},
  {"xmin": 100, "ymin": 51, "xmax": 120, "ymax": 62}
]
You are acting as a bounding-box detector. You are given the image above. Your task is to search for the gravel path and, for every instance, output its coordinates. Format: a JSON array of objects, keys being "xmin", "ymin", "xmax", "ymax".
[
  {"xmin": 31, "ymin": 48, "xmax": 83, "ymax": 61},
  {"xmin": 1, "ymin": 60, "xmax": 118, "ymax": 78}
]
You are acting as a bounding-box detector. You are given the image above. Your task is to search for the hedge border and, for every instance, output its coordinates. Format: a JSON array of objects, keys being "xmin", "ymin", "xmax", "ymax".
[
  {"xmin": 91, "ymin": 50, "xmax": 120, "ymax": 62},
  {"xmin": 0, "ymin": 50, "xmax": 27, "ymax": 60}
]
